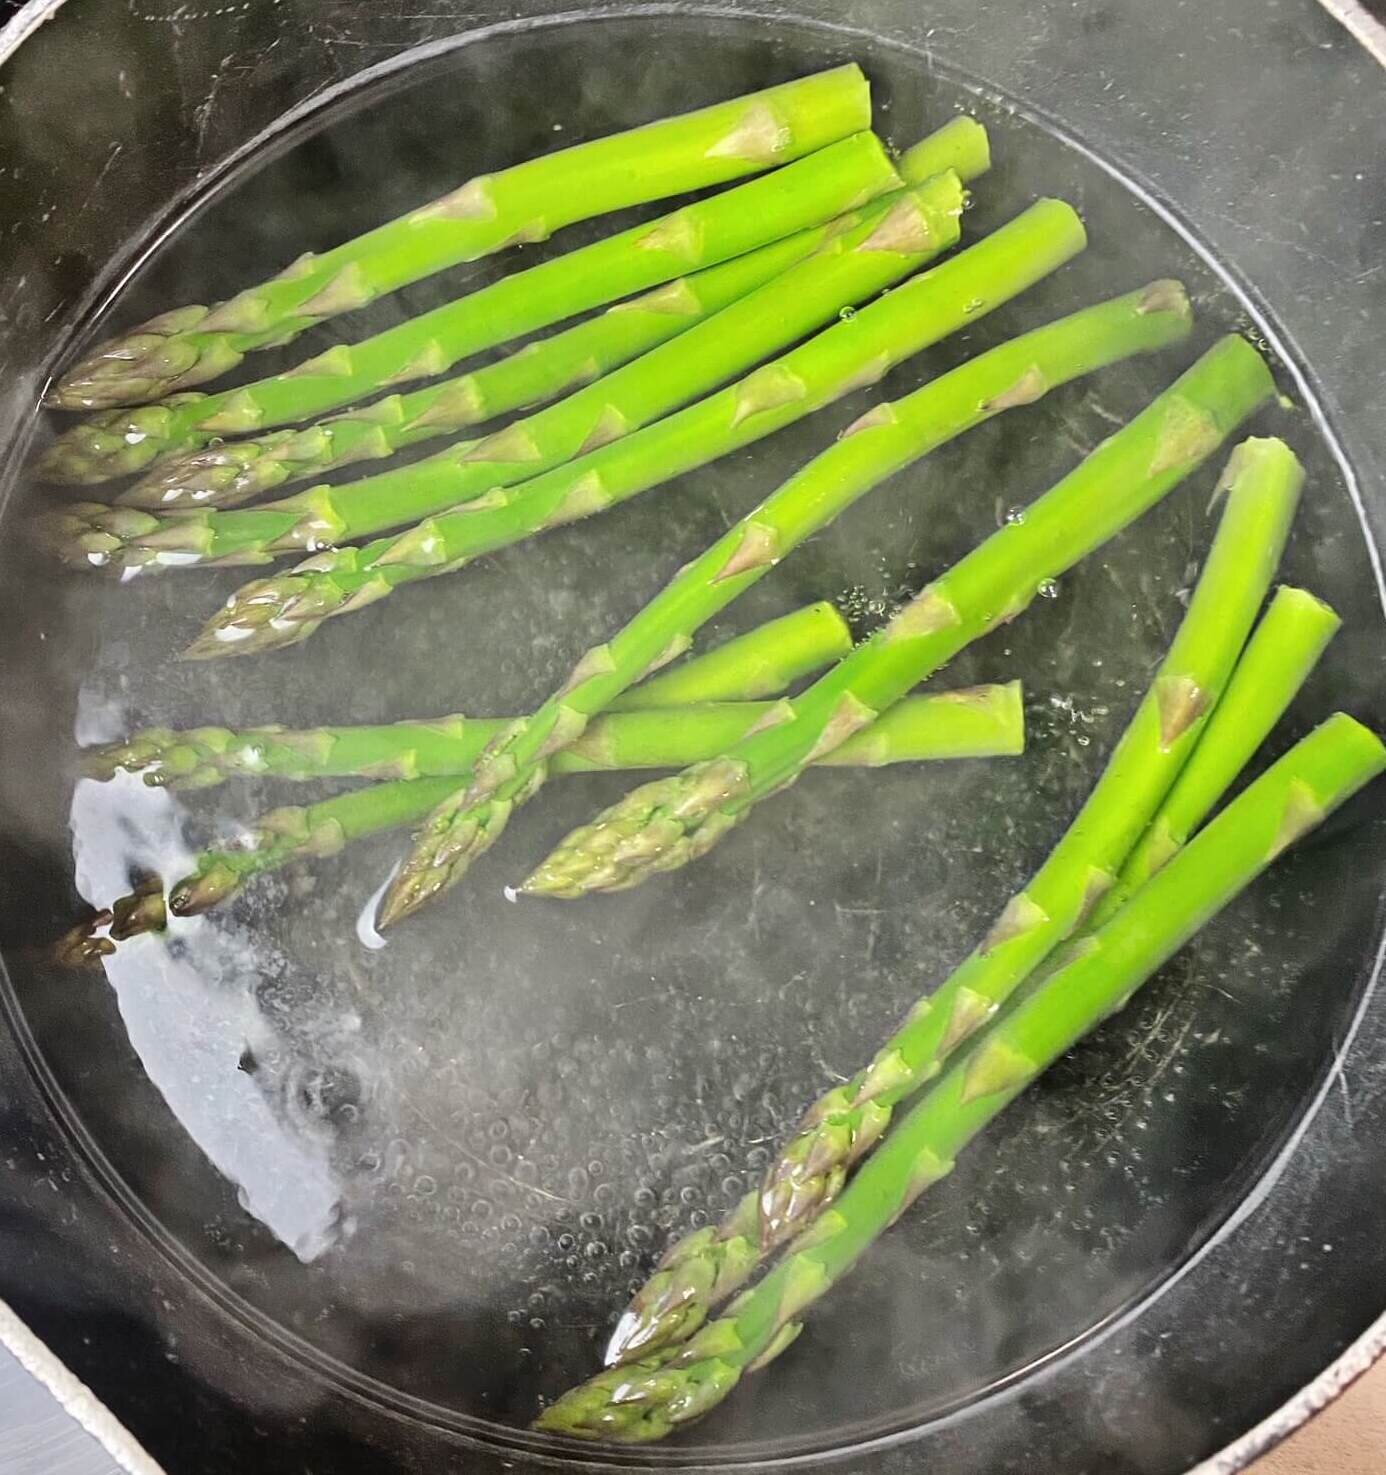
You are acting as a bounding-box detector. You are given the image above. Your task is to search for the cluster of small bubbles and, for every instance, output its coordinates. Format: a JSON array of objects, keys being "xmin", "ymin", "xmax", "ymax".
[
  {"xmin": 1005, "ymin": 506, "xmax": 1026, "ymax": 525},
  {"xmin": 962, "ymin": 296, "xmax": 985, "ymax": 314}
]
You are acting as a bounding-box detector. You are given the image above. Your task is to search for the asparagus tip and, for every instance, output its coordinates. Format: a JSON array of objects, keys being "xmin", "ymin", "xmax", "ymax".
[
  {"xmin": 168, "ymin": 863, "xmax": 242, "ymax": 916},
  {"xmin": 50, "ymin": 911, "xmax": 116, "ymax": 968},
  {"xmin": 110, "ymin": 882, "xmax": 168, "ymax": 940}
]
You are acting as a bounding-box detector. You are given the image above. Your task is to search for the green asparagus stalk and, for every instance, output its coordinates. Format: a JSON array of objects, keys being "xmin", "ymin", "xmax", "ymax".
[
  {"xmin": 49, "ymin": 173, "xmax": 968, "ymax": 573},
  {"xmin": 91, "ymin": 683, "xmax": 1022, "ymax": 794},
  {"xmin": 109, "ymin": 121, "xmax": 992, "ymax": 510},
  {"xmin": 85, "ymin": 603, "xmax": 856, "ymax": 788},
  {"xmin": 48, "ymin": 67, "xmax": 874, "ymax": 411},
  {"xmin": 738, "ymin": 436, "xmax": 1301, "ymax": 1243},
  {"xmin": 598, "ymin": 431, "xmax": 1299, "ymax": 1367},
  {"xmin": 190, "ymin": 198, "xmax": 1088, "ymax": 661},
  {"xmin": 109, "ymin": 239, "xmax": 837, "ymax": 512},
  {"xmin": 616, "ymin": 602, "xmax": 852, "ymax": 709},
  {"xmin": 1014, "ymin": 580, "xmax": 1341, "ymax": 1004},
  {"xmin": 522, "ymin": 337, "xmax": 1276, "ymax": 907},
  {"xmin": 378, "ymin": 282, "xmax": 1198, "ymax": 927},
  {"xmin": 897, "ymin": 116, "xmax": 991, "ymax": 183},
  {"xmin": 46, "ymin": 129, "xmax": 902, "ymax": 487},
  {"xmin": 535, "ymin": 713, "xmax": 1386, "ymax": 1443},
  {"xmin": 1088, "ymin": 578, "xmax": 1341, "ymax": 926},
  {"xmin": 156, "ymin": 687, "xmax": 1023, "ymax": 918}
]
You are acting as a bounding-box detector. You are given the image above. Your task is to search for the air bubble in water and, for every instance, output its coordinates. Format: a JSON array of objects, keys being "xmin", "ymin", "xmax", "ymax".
[
  {"xmin": 838, "ymin": 305, "xmax": 857, "ymax": 322},
  {"xmin": 1005, "ymin": 506, "xmax": 1026, "ymax": 525},
  {"xmin": 1037, "ymin": 578, "xmax": 1060, "ymax": 599}
]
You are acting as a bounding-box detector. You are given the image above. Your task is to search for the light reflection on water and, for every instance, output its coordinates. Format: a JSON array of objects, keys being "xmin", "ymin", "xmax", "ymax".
[{"xmin": 68, "ymin": 690, "xmax": 344, "ymax": 1263}]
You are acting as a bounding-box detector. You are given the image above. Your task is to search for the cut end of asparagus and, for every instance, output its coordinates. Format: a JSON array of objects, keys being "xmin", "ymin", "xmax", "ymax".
[
  {"xmin": 48, "ymin": 307, "xmax": 245, "ymax": 410},
  {"xmin": 897, "ymin": 115, "xmax": 992, "ymax": 186}
]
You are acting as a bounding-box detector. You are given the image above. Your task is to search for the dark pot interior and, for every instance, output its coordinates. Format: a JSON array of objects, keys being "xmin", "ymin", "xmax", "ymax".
[{"xmin": 0, "ymin": 4, "xmax": 1384, "ymax": 1474}]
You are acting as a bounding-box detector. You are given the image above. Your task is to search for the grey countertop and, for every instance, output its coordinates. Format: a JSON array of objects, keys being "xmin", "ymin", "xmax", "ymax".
[{"xmin": 0, "ymin": 1343, "xmax": 121, "ymax": 1475}]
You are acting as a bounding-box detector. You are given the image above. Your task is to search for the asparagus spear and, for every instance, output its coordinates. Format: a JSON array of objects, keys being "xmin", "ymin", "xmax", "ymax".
[
  {"xmin": 190, "ymin": 199, "xmax": 1089, "ymax": 661},
  {"xmin": 599, "ymin": 432, "xmax": 1299, "ymax": 1366},
  {"xmin": 85, "ymin": 603, "xmax": 857, "ymax": 788},
  {"xmin": 48, "ymin": 67, "xmax": 874, "ymax": 411},
  {"xmin": 1015, "ymin": 581, "xmax": 1341, "ymax": 997},
  {"xmin": 522, "ymin": 336, "xmax": 1276, "ymax": 906},
  {"xmin": 91, "ymin": 684, "xmax": 1021, "ymax": 794},
  {"xmin": 1100, "ymin": 580, "xmax": 1340, "ymax": 913},
  {"xmin": 44, "ymin": 131, "xmax": 908, "ymax": 494},
  {"xmin": 617, "ymin": 602, "xmax": 853, "ymax": 710},
  {"xmin": 534, "ymin": 713, "xmax": 1386, "ymax": 1443},
  {"xmin": 49, "ymin": 172, "xmax": 968, "ymax": 572},
  {"xmin": 108, "ymin": 238, "xmax": 837, "ymax": 511},
  {"xmin": 109, "ymin": 120, "xmax": 992, "ymax": 510},
  {"xmin": 737, "ymin": 436, "xmax": 1301, "ymax": 1245},
  {"xmin": 379, "ymin": 283, "xmax": 1198, "ymax": 927},
  {"xmin": 159, "ymin": 686, "xmax": 1024, "ymax": 918}
]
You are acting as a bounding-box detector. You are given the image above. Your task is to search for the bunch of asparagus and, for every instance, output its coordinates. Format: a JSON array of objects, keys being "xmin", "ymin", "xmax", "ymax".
[
  {"xmin": 49, "ymin": 67, "xmax": 877, "ymax": 411},
  {"xmin": 88, "ymin": 606, "xmax": 1026, "ymax": 927},
  {"xmin": 532, "ymin": 440, "xmax": 1386, "ymax": 1441},
  {"xmin": 44, "ymin": 66, "xmax": 1386, "ymax": 1448}
]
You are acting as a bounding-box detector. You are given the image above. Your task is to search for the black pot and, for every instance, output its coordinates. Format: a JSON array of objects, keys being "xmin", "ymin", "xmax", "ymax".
[{"xmin": 1, "ymin": 3, "xmax": 1385, "ymax": 1473}]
